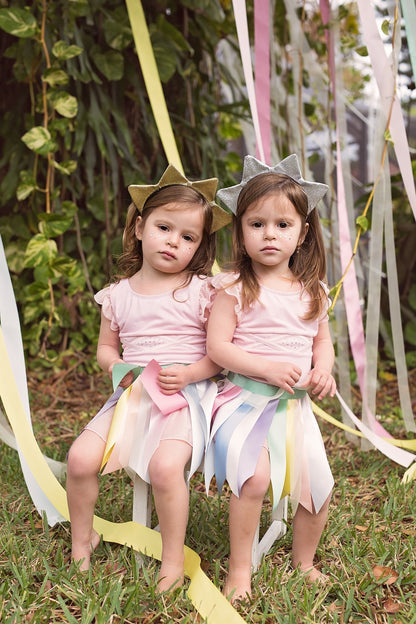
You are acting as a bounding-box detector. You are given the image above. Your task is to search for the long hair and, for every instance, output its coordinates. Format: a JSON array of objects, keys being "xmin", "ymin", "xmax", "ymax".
[
  {"xmin": 232, "ymin": 172, "xmax": 327, "ymax": 320},
  {"xmin": 116, "ymin": 185, "xmax": 216, "ymax": 287}
]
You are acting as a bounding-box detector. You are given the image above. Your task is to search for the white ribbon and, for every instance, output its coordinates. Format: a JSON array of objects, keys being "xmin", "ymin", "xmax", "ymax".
[
  {"xmin": 0, "ymin": 235, "xmax": 65, "ymax": 524},
  {"xmin": 232, "ymin": 0, "xmax": 265, "ymax": 162}
]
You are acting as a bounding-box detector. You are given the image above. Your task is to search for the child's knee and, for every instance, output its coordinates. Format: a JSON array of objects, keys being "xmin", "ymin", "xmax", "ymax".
[
  {"xmin": 242, "ymin": 465, "xmax": 270, "ymax": 499},
  {"xmin": 66, "ymin": 434, "xmax": 103, "ymax": 478},
  {"xmin": 148, "ymin": 454, "xmax": 184, "ymax": 490}
]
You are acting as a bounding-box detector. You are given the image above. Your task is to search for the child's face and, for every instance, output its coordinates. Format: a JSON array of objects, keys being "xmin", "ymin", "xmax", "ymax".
[
  {"xmin": 241, "ymin": 192, "xmax": 307, "ymax": 273},
  {"xmin": 136, "ymin": 203, "xmax": 204, "ymax": 274}
]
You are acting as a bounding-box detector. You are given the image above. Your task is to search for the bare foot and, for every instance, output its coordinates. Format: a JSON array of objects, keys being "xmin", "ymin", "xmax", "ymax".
[
  {"xmin": 157, "ymin": 560, "xmax": 184, "ymax": 592},
  {"xmin": 71, "ymin": 530, "xmax": 101, "ymax": 571},
  {"xmin": 300, "ymin": 566, "xmax": 329, "ymax": 585},
  {"xmin": 223, "ymin": 570, "xmax": 252, "ymax": 604}
]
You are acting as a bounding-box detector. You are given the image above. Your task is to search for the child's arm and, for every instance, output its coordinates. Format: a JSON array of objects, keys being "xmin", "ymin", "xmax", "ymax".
[
  {"xmin": 96, "ymin": 312, "xmax": 134, "ymax": 388},
  {"xmin": 302, "ymin": 320, "xmax": 336, "ymax": 399},
  {"xmin": 158, "ymin": 357, "xmax": 222, "ymax": 395},
  {"xmin": 206, "ymin": 291, "xmax": 302, "ymax": 394}
]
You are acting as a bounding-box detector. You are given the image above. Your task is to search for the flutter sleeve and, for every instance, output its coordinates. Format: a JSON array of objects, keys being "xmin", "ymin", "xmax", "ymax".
[
  {"xmin": 318, "ymin": 281, "xmax": 332, "ymax": 322},
  {"xmin": 94, "ymin": 285, "xmax": 119, "ymax": 331},
  {"xmin": 199, "ymin": 276, "xmax": 216, "ymax": 324},
  {"xmin": 211, "ymin": 272, "xmax": 244, "ymax": 322}
]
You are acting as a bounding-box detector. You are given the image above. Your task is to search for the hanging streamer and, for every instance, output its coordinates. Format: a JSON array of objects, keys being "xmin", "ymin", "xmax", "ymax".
[
  {"xmin": 0, "ymin": 235, "xmax": 65, "ymax": 525},
  {"xmin": 124, "ymin": 0, "xmax": 184, "ymax": 173},
  {"xmin": 231, "ymin": 0, "xmax": 265, "ymax": 162},
  {"xmin": 355, "ymin": 0, "xmax": 416, "ymax": 220},
  {"xmin": 400, "ymin": 0, "xmax": 416, "ymax": 82},
  {"xmin": 365, "ymin": 129, "xmax": 387, "ymax": 433},
  {"xmin": 254, "ymin": 0, "xmax": 271, "ymax": 164},
  {"xmin": 320, "ymin": 0, "xmax": 414, "ymax": 439}
]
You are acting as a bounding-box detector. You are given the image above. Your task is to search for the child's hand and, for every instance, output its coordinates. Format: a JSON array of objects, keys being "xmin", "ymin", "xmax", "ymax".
[
  {"xmin": 302, "ymin": 367, "xmax": 336, "ymax": 400},
  {"xmin": 264, "ymin": 361, "xmax": 302, "ymax": 394},
  {"xmin": 158, "ymin": 364, "xmax": 190, "ymax": 394},
  {"xmin": 108, "ymin": 360, "xmax": 133, "ymax": 388}
]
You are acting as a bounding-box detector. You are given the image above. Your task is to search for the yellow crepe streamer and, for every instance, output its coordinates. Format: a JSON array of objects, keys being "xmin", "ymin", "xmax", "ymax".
[
  {"xmin": 100, "ymin": 385, "xmax": 133, "ymax": 471},
  {"xmin": 125, "ymin": 0, "xmax": 184, "ymax": 174},
  {"xmin": 311, "ymin": 401, "xmax": 416, "ymax": 451},
  {"xmin": 0, "ymin": 326, "xmax": 246, "ymax": 624}
]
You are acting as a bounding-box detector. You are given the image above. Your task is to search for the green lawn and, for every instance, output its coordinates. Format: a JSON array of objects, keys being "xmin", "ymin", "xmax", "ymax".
[{"xmin": 1, "ymin": 372, "xmax": 415, "ymax": 623}]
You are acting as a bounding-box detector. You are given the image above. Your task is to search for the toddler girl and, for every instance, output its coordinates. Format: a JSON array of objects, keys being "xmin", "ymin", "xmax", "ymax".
[
  {"xmin": 206, "ymin": 154, "xmax": 336, "ymax": 601},
  {"xmin": 66, "ymin": 164, "xmax": 230, "ymax": 591}
]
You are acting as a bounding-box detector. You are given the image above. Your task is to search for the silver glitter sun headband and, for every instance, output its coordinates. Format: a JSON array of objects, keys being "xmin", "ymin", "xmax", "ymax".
[{"xmin": 217, "ymin": 154, "xmax": 329, "ymax": 215}]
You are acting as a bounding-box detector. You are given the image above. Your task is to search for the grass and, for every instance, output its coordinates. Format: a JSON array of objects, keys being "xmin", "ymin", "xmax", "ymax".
[{"xmin": 1, "ymin": 371, "xmax": 416, "ymax": 623}]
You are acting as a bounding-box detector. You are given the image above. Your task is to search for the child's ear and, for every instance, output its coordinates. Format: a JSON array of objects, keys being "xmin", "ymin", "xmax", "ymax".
[
  {"xmin": 299, "ymin": 221, "xmax": 309, "ymax": 246},
  {"xmin": 135, "ymin": 215, "xmax": 143, "ymax": 240}
]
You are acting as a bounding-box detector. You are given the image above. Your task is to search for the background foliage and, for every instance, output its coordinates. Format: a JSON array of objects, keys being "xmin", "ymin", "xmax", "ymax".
[{"xmin": 0, "ymin": 0, "xmax": 415, "ymax": 376}]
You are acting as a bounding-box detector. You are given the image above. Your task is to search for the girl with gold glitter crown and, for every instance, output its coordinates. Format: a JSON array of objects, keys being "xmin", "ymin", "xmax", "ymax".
[{"xmin": 66, "ymin": 165, "xmax": 230, "ymax": 591}]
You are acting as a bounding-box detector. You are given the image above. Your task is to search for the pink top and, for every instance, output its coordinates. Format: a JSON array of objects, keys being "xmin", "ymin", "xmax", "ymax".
[
  {"xmin": 212, "ymin": 272, "xmax": 330, "ymax": 385},
  {"xmin": 95, "ymin": 275, "xmax": 212, "ymax": 366}
]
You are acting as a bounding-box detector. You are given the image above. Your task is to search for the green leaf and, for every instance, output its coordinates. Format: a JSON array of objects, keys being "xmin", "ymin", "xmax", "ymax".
[
  {"xmin": 0, "ymin": 7, "xmax": 37, "ymax": 38},
  {"xmin": 38, "ymin": 214, "xmax": 74, "ymax": 238},
  {"xmin": 52, "ymin": 40, "xmax": 83, "ymax": 60},
  {"xmin": 355, "ymin": 46, "xmax": 368, "ymax": 57},
  {"xmin": 61, "ymin": 200, "xmax": 78, "ymax": 217},
  {"xmin": 91, "ymin": 49, "xmax": 124, "ymax": 81},
  {"xmin": 356, "ymin": 215, "xmax": 369, "ymax": 232},
  {"xmin": 103, "ymin": 8, "xmax": 132, "ymax": 50},
  {"xmin": 219, "ymin": 113, "xmax": 242, "ymax": 140},
  {"xmin": 53, "ymin": 159, "xmax": 78, "ymax": 175},
  {"xmin": 50, "ymin": 92, "xmax": 78, "ymax": 118},
  {"xmin": 24, "ymin": 234, "xmax": 58, "ymax": 268},
  {"xmin": 42, "ymin": 68, "xmax": 69, "ymax": 87},
  {"xmin": 150, "ymin": 31, "xmax": 178, "ymax": 82},
  {"xmin": 381, "ymin": 20, "xmax": 390, "ymax": 36},
  {"xmin": 21, "ymin": 126, "xmax": 56, "ymax": 155},
  {"xmin": 409, "ymin": 284, "xmax": 416, "ymax": 311},
  {"xmin": 404, "ymin": 321, "xmax": 416, "ymax": 347},
  {"xmin": 384, "ymin": 129, "xmax": 393, "ymax": 143},
  {"xmin": 17, "ymin": 171, "xmax": 37, "ymax": 201}
]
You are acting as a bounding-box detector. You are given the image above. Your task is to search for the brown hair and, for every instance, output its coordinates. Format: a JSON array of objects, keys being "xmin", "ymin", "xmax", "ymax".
[
  {"xmin": 231, "ymin": 172, "xmax": 327, "ymax": 320},
  {"xmin": 116, "ymin": 185, "xmax": 216, "ymax": 288}
]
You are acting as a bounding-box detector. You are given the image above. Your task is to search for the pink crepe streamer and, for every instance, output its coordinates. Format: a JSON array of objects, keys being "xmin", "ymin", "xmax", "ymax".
[
  {"xmin": 232, "ymin": 0, "xmax": 265, "ymax": 162},
  {"xmin": 254, "ymin": 0, "xmax": 271, "ymax": 164},
  {"xmin": 139, "ymin": 359, "xmax": 187, "ymax": 416},
  {"xmin": 355, "ymin": 0, "xmax": 416, "ymax": 220}
]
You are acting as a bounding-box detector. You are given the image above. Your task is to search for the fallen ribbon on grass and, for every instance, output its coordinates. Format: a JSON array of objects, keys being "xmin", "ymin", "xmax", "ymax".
[
  {"xmin": 312, "ymin": 393, "xmax": 416, "ymax": 484},
  {"xmin": 0, "ymin": 327, "xmax": 246, "ymax": 624}
]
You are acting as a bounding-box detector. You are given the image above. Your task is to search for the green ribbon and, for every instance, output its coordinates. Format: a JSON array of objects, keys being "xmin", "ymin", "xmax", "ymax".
[{"xmin": 227, "ymin": 371, "xmax": 307, "ymax": 400}]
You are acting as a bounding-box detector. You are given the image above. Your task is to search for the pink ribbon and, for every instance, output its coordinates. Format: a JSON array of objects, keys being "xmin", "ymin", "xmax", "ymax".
[
  {"xmin": 254, "ymin": 0, "xmax": 271, "ymax": 164},
  {"xmin": 140, "ymin": 359, "xmax": 188, "ymax": 416}
]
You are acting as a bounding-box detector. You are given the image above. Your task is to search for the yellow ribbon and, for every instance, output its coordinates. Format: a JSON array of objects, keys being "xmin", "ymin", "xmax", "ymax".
[
  {"xmin": 125, "ymin": 0, "xmax": 184, "ymax": 173},
  {"xmin": 311, "ymin": 401, "xmax": 416, "ymax": 451},
  {"xmin": 0, "ymin": 326, "xmax": 246, "ymax": 623}
]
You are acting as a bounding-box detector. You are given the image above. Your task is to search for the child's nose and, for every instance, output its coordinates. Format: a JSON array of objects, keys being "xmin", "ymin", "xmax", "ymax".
[
  {"xmin": 264, "ymin": 224, "xmax": 276, "ymax": 239},
  {"xmin": 167, "ymin": 232, "xmax": 179, "ymax": 246}
]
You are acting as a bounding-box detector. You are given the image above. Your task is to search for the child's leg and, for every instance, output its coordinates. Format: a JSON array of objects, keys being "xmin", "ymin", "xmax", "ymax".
[
  {"xmin": 66, "ymin": 430, "xmax": 105, "ymax": 570},
  {"xmin": 292, "ymin": 494, "xmax": 331, "ymax": 582},
  {"xmin": 225, "ymin": 447, "xmax": 271, "ymax": 602},
  {"xmin": 148, "ymin": 439, "xmax": 193, "ymax": 591}
]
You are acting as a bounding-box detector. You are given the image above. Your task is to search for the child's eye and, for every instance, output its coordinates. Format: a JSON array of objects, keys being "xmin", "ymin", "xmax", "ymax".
[
  {"xmin": 158, "ymin": 224, "xmax": 169, "ymax": 232},
  {"xmin": 278, "ymin": 222, "xmax": 288, "ymax": 229},
  {"xmin": 252, "ymin": 221, "xmax": 263, "ymax": 228},
  {"xmin": 183, "ymin": 234, "xmax": 194, "ymax": 242}
]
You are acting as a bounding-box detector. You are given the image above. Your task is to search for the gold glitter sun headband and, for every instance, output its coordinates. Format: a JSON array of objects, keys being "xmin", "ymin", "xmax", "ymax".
[
  {"xmin": 217, "ymin": 154, "xmax": 329, "ymax": 215},
  {"xmin": 128, "ymin": 164, "xmax": 231, "ymax": 233}
]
